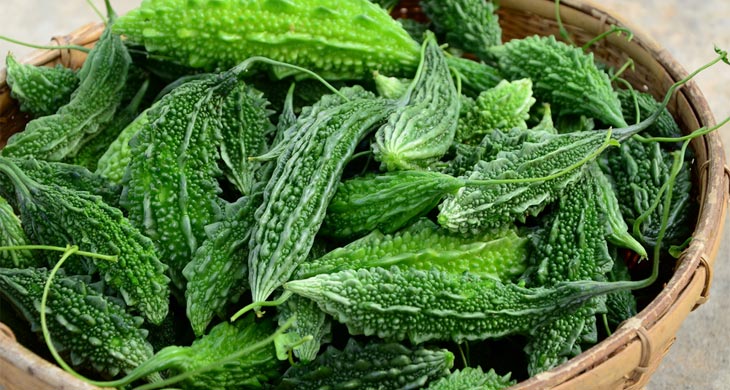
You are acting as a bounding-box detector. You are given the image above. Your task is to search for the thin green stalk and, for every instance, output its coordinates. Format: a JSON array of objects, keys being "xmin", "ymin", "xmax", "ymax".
[
  {"xmin": 610, "ymin": 59, "xmax": 635, "ymax": 83},
  {"xmin": 231, "ymin": 290, "xmax": 294, "ymax": 321},
  {"xmin": 84, "ymin": 0, "xmax": 106, "ymax": 24},
  {"xmin": 583, "ymin": 25, "xmax": 633, "ymax": 51},
  {"xmin": 634, "ymin": 116, "xmax": 730, "ymax": 143},
  {"xmin": 0, "ymin": 245, "xmax": 117, "ymax": 262},
  {"xmin": 555, "ymin": 0, "xmax": 576, "ymax": 46},
  {"xmin": 0, "ymin": 35, "xmax": 91, "ymax": 53}
]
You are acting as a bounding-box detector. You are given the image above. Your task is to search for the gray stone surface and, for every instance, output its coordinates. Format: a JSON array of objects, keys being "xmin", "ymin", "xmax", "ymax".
[{"xmin": 0, "ymin": 1, "xmax": 728, "ymax": 388}]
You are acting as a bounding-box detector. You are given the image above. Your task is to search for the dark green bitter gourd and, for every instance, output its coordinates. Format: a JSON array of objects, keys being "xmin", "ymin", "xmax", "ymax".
[
  {"xmin": 0, "ymin": 195, "xmax": 35, "ymax": 268},
  {"xmin": 183, "ymin": 195, "xmax": 260, "ymax": 337},
  {"xmin": 2, "ymin": 27, "xmax": 131, "ymax": 161},
  {"xmin": 301, "ymin": 218, "xmax": 529, "ymax": 282},
  {"xmin": 421, "ymin": 0, "xmax": 502, "ymax": 61},
  {"xmin": 320, "ymin": 170, "xmax": 465, "ymax": 240},
  {"xmin": 0, "ymin": 267, "xmax": 154, "ymax": 377},
  {"xmin": 373, "ymin": 31, "xmax": 460, "ymax": 171},
  {"xmin": 605, "ymin": 253, "xmax": 638, "ymax": 329},
  {"xmin": 426, "ymin": 367, "xmax": 515, "ymax": 390},
  {"xmin": 285, "ymin": 266, "xmax": 640, "ymax": 344},
  {"xmin": 95, "ymin": 109, "xmax": 149, "ymax": 185},
  {"xmin": 490, "ymin": 35, "xmax": 627, "ymax": 128},
  {"xmin": 277, "ymin": 339, "xmax": 454, "ymax": 389},
  {"xmin": 276, "ymin": 294, "xmax": 332, "ymax": 363},
  {"xmin": 0, "ymin": 158, "xmax": 170, "ymax": 324},
  {"xmin": 7, "ymin": 157, "xmax": 122, "ymax": 208},
  {"xmin": 248, "ymin": 89, "xmax": 394, "ymax": 306},
  {"xmin": 129, "ymin": 314, "xmax": 283, "ymax": 390},
  {"xmin": 5, "ymin": 54, "xmax": 79, "ymax": 117},
  {"xmin": 121, "ymin": 74, "xmax": 232, "ymax": 290}
]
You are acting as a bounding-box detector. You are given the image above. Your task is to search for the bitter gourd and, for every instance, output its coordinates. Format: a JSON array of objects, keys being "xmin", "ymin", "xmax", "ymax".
[
  {"xmin": 490, "ymin": 35, "xmax": 627, "ymax": 128},
  {"xmin": 438, "ymin": 129, "xmax": 617, "ymax": 234},
  {"xmin": 0, "ymin": 267, "xmax": 154, "ymax": 377},
  {"xmin": 455, "ymin": 78, "xmax": 536, "ymax": 144},
  {"xmin": 248, "ymin": 89, "xmax": 394, "ymax": 305},
  {"xmin": 6, "ymin": 157, "xmax": 122, "ymax": 208},
  {"xmin": 285, "ymin": 266, "xmax": 638, "ymax": 344},
  {"xmin": 5, "ymin": 54, "xmax": 79, "ymax": 117},
  {"xmin": 278, "ymin": 339, "xmax": 453, "ymax": 389},
  {"xmin": 95, "ymin": 109, "xmax": 149, "ymax": 185},
  {"xmin": 183, "ymin": 195, "xmax": 259, "ymax": 337},
  {"xmin": 130, "ymin": 314, "xmax": 283, "ymax": 389},
  {"xmin": 0, "ymin": 195, "xmax": 35, "ymax": 268},
  {"xmin": 121, "ymin": 74, "xmax": 230, "ymax": 290},
  {"xmin": 276, "ymin": 294, "xmax": 332, "ymax": 362},
  {"xmin": 0, "ymin": 158, "xmax": 170, "ymax": 324},
  {"xmin": 605, "ymin": 254, "xmax": 638, "ymax": 328},
  {"xmin": 216, "ymin": 83, "xmax": 273, "ymax": 195},
  {"xmin": 2, "ymin": 27, "xmax": 131, "ymax": 161},
  {"xmin": 373, "ymin": 31, "xmax": 460, "ymax": 171},
  {"xmin": 421, "ymin": 0, "xmax": 502, "ymax": 61},
  {"xmin": 114, "ymin": 0, "xmax": 421, "ymax": 79},
  {"xmin": 320, "ymin": 170, "xmax": 464, "ymax": 240},
  {"xmin": 301, "ymin": 218, "xmax": 529, "ymax": 282},
  {"xmin": 426, "ymin": 367, "xmax": 515, "ymax": 390}
]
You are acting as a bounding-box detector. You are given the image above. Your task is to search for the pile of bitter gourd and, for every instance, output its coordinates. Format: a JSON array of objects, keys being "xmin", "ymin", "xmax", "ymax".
[{"xmin": 1, "ymin": 0, "xmax": 726, "ymax": 389}]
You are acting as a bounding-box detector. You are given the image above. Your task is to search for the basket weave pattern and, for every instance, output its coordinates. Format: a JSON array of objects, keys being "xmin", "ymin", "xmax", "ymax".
[{"xmin": 0, "ymin": 1, "xmax": 728, "ymax": 389}]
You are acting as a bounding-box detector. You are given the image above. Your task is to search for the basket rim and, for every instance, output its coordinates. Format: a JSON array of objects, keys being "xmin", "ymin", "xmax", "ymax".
[{"xmin": 0, "ymin": 1, "xmax": 727, "ymax": 389}]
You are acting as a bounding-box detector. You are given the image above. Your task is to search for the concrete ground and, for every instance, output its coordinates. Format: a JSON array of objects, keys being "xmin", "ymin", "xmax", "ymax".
[{"xmin": 0, "ymin": 1, "xmax": 728, "ymax": 388}]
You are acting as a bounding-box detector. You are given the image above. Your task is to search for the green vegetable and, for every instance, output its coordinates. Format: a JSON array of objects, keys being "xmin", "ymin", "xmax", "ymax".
[
  {"xmin": 6, "ymin": 157, "xmax": 121, "ymax": 208},
  {"xmin": 301, "ymin": 218, "xmax": 529, "ymax": 281},
  {"xmin": 445, "ymin": 56, "xmax": 502, "ymax": 96},
  {"xmin": 455, "ymin": 78, "xmax": 536, "ymax": 144},
  {"xmin": 605, "ymin": 255, "xmax": 638, "ymax": 329},
  {"xmin": 5, "ymin": 54, "xmax": 79, "ymax": 117},
  {"xmin": 276, "ymin": 294, "xmax": 332, "ymax": 362},
  {"xmin": 114, "ymin": 0, "xmax": 421, "ymax": 79},
  {"xmin": 121, "ymin": 74, "xmax": 228, "ymax": 290},
  {"xmin": 278, "ymin": 339, "xmax": 453, "ymax": 389},
  {"xmin": 421, "ymin": 0, "xmax": 502, "ymax": 61},
  {"xmin": 216, "ymin": 83, "xmax": 273, "ymax": 195},
  {"xmin": 427, "ymin": 367, "xmax": 515, "ymax": 390},
  {"xmin": 132, "ymin": 314, "xmax": 283, "ymax": 389},
  {"xmin": 0, "ymin": 195, "xmax": 35, "ymax": 268},
  {"xmin": 285, "ymin": 266, "xmax": 637, "ymax": 344},
  {"xmin": 248, "ymin": 88, "xmax": 393, "ymax": 305},
  {"xmin": 2, "ymin": 27, "xmax": 131, "ymax": 161},
  {"xmin": 490, "ymin": 35, "xmax": 627, "ymax": 128},
  {"xmin": 373, "ymin": 32, "xmax": 460, "ymax": 171},
  {"xmin": 321, "ymin": 170, "xmax": 464, "ymax": 240},
  {"xmin": 0, "ymin": 267, "xmax": 154, "ymax": 377},
  {"xmin": 95, "ymin": 110, "xmax": 149, "ymax": 185},
  {"xmin": 183, "ymin": 195, "xmax": 259, "ymax": 337},
  {"xmin": 617, "ymin": 89, "xmax": 683, "ymax": 139},
  {"xmin": 0, "ymin": 158, "xmax": 170, "ymax": 324},
  {"xmin": 438, "ymin": 129, "xmax": 617, "ymax": 234}
]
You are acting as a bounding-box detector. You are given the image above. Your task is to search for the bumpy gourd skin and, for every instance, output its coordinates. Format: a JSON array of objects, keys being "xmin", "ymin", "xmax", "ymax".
[
  {"xmin": 96, "ymin": 110, "xmax": 150, "ymax": 185},
  {"xmin": 321, "ymin": 170, "xmax": 464, "ymax": 240},
  {"xmin": 301, "ymin": 218, "xmax": 529, "ymax": 282},
  {"xmin": 0, "ymin": 267, "xmax": 154, "ymax": 377},
  {"xmin": 217, "ymin": 84, "xmax": 273, "ymax": 195},
  {"xmin": 140, "ymin": 315, "xmax": 282, "ymax": 390},
  {"xmin": 491, "ymin": 35, "xmax": 627, "ymax": 128},
  {"xmin": 121, "ymin": 75, "xmax": 230, "ymax": 290},
  {"xmin": 2, "ymin": 28, "xmax": 130, "ymax": 161},
  {"xmin": 0, "ymin": 196, "xmax": 35, "ymax": 268},
  {"xmin": 524, "ymin": 173, "xmax": 613, "ymax": 375},
  {"xmin": 421, "ymin": 0, "xmax": 502, "ymax": 61},
  {"xmin": 0, "ymin": 158, "xmax": 170, "ymax": 324},
  {"xmin": 7, "ymin": 157, "xmax": 121, "ymax": 207},
  {"xmin": 285, "ymin": 266, "xmax": 623, "ymax": 344},
  {"xmin": 278, "ymin": 339, "xmax": 453, "ymax": 389},
  {"xmin": 455, "ymin": 78, "xmax": 536, "ymax": 144},
  {"xmin": 183, "ymin": 195, "xmax": 259, "ymax": 337},
  {"xmin": 276, "ymin": 294, "xmax": 332, "ymax": 362},
  {"xmin": 438, "ymin": 130, "xmax": 611, "ymax": 234},
  {"xmin": 113, "ymin": 0, "xmax": 421, "ymax": 78},
  {"xmin": 373, "ymin": 32, "xmax": 460, "ymax": 171},
  {"xmin": 5, "ymin": 54, "xmax": 79, "ymax": 117},
  {"xmin": 248, "ymin": 89, "xmax": 393, "ymax": 305},
  {"xmin": 426, "ymin": 367, "xmax": 515, "ymax": 390}
]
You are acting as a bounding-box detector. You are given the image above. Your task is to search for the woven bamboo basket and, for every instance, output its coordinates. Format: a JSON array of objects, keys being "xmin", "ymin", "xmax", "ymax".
[{"xmin": 0, "ymin": 0, "xmax": 728, "ymax": 389}]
